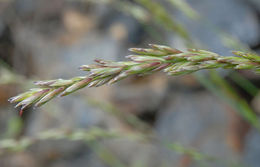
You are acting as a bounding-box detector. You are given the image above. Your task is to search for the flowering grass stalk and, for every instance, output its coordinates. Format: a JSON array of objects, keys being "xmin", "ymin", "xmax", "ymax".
[
  {"xmin": 0, "ymin": 127, "xmax": 141, "ymax": 153},
  {"xmin": 9, "ymin": 44, "xmax": 260, "ymax": 115}
]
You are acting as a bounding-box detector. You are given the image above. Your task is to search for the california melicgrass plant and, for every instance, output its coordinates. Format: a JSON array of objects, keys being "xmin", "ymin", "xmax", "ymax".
[
  {"xmin": 9, "ymin": 44, "xmax": 260, "ymax": 115},
  {"xmin": 0, "ymin": 127, "xmax": 143, "ymax": 153},
  {"xmin": 0, "ymin": 127, "xmax": 243, "ymax": 167}
]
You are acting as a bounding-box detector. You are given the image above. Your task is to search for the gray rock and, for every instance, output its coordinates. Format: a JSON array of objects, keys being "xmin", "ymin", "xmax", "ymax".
[
  {"xmin": 111, "ymin": 74, "xmax": 168, "ymax": 116},
  {"xmin": 103, "ymin": 138, "xmax": 164, "ymax": 167},
  {"xmin": 13, "ymin": 25, "xmax": 120, "ymax": 78},
  {"xmin": 244, "ymin": 128, "xmax": 260, "ymax": 167},
  {"xmin": 246, "ymin": 0, "xmax": 260, "ymax": 11},
  {"xmin": 0, "ymin": 20, "xmax": 4, "ymax": 36},
  {"xmin": 156, "ymin": 91, "xmax": 241, "ymax": 166},
  {"xmin": 168, "ymin": 0, "xmax": 260, "ymax": 55}
]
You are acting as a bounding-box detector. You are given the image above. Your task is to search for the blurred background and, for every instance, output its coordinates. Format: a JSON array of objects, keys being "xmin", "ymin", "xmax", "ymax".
[{"xmin": 0, "ymin": 0, "xmax": 260, "ymax": 167}]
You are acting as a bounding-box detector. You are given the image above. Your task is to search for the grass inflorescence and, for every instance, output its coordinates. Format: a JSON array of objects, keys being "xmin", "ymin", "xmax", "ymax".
[{"xmin": 9, "ymin": 44, "xmax": 260, "ymax": 115}]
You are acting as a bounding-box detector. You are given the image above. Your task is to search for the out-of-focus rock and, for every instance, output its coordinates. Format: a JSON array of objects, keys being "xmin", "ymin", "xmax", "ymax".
[
  {"xmin": 0, "ymin": 19, "xmax": 4, "ymax": 35},
  {"xmin": 29, "ymin": 140, "xmax": 90, "ymax": 167},
  {"xmin": 244, "ymin": 128, "xmax": 260, "ymax": 167},
  {"xmin": 112, "ymin": 74, "xmax": 168, "ymax": 119},
  {"xmin": 168, "ymin": 0, "xmax": 260, "ymax": 55},
  {"xmin": 61, "ymin": 9, "xmax": 97, "ymax": 44},
  {"xmin": 13, "ymin": 24, "xmax": 121, "ymax": 78},
  {"xmin": 104, "ymin": 139, "xmax": 163, "ymax": 167},
  {"xmin": 25, "ymin": 95, "xmax": 124, "ymax": 134},
  {"xmin": 247, "ymin": 0, "xmax": 260, "ymax": 11},
  {"xmin": 251, "ymin": 93, "xmax": 260, "ymax": 114},
  {"xmin": 0, "ymin": 25, "xmax": 15, "ymax": 69},
  {"xmin": 0, "ymin": 152, "xmax": 37, "ymax": 167},
  {"xmin": 13, "ymin": 0, "xmax": 64, "ymax": 21},
  {"xmin": 156, "ymin": 91, "xmax": 242, "ymax": 166},
  {"xmin": 227, "ymin": 109, "xmax": 250, "ymax": 153},
  {"xmin": 108, "ymin": 22, "xmax": 128, "ymax": 41},
  {"xmin": 0, "ymin": 84, "xmax": 17, "ymax": 105}
]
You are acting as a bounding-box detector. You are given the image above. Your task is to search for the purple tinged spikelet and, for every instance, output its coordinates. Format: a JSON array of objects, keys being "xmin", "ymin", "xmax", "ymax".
[
  {"xmin": 59, "ymin": 78, "xmax": 92, "ymax": 97},
  {"xmin": 8, "ymin": 92, "xmax": 32, "ymax": 103},
  {"xmin": 140, "ymin": 62, "xmax": 161, "ymax": 70},
  {"xmin": 234, "ymin": 64, "xmax": 255, "ymax": 70},
  {"xmin": 151, "ymin": 63, "xmax": 171, "ymax": 72},
  {"xmin": 49, "ymin": 79, "xmax": 74, "ymax": 87},
  {"xmin": 103, "ymin": 68, "xmax": 123, "ymax": 76},
  {"xmin": 122, "ymin": 62, "xmax": 161, "ymax": 76},
  {"xmin": 87, "ymin": 80, "xmax": 100, "ymax": 87},
  {"xmin": 149, "ymin": 44, "xmax": 182, "ymax": 54},
  {"xmin": 79, "ymin": 64, "xmax": 104, "ymax": 71},
  {"xmin": 35, "ymin": 87, "xmax": 65, "ymax": 107},
  {"xmin": 232, "ymin": 51, "xmax": 260, "ymax": 63},
  {"xmin": 34, "ymin": 80, "xmax": 56, "ymax": 86},
  {"xmin": 15, "ymin": 89, "xmax": 50, "ymax": 107},
  {"xmin": 94, "ymin": 59, "xmax": 112, "ymax": 65},
  {"xmin": 9, "ymin": 88, "xmax": 44, "ymax": 103},
  {"xmin": 126, "ymin": 55, "xmax": 165, "ymax": 63},
  {"xmin": 108, "ymin": 72, "xmax": 128, "ymax": 84},
  {"xmin": 128, "ymin": 48, "xmax": 166, "ymax": 56},
  {"xmin": 15, "ymin": 89, "xmax": 50, "ymax": 115},
  {"xmin": 95, "ymin": 77, "xmax": 113, "ymax": 87}
]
